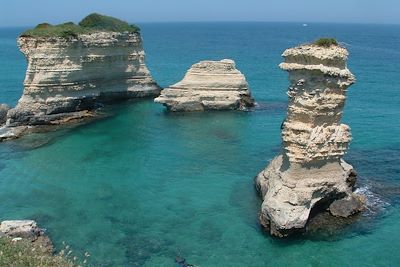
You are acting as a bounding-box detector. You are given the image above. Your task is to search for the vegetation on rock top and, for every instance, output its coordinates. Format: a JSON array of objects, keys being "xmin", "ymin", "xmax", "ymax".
[
  {"xmin": 20, "ymin": 13, "xmax": 140, "ymax": 38},
  {"xmin": 78, "ymin": 13, "xmax": 139, "ymax": 32},
  {"xmin": 313, "ymin": 38, "xmax": 339, "ymax": 47}
]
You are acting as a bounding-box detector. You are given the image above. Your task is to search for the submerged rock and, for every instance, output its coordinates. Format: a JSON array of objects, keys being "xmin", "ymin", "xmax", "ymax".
[
  {"xmin": 175, "ymin": 255, "xmax": 194, "ymax": 267},
  {"xmin": 6, "ymin": 14, "xmax": 160, "ymax": 128},
  {"xmin": 255, "ymin": 42, "xmax": 364, "ymax": 237},
  {"xmin": 155, "ymin": 59, "xmax": 255, "ymax": 111}
]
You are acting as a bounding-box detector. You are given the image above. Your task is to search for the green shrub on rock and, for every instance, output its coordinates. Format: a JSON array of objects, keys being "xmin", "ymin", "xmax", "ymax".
[
  {"xmin": 313, "ymin": 38, "xmax": 339, "ymax": 47},
  {"xmin": 20, "ymin": 13, "xmax": 140, "ymax": 38},
  {"xmin": 78, "ymin": 13, "xmax": 139, "ymax": 32},
  {"xmin": 35, "ymin": 23, "xmax": 52, "ymax": 29}
]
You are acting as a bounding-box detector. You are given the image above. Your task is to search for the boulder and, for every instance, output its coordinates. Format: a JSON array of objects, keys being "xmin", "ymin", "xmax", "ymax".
[
  {"xmin": 329, "ymin": 193, "xmax": 366, "ymax": 217},
  {"xmin": 155, "ymin": 59, "xmax": 254, "ymax": 111}
]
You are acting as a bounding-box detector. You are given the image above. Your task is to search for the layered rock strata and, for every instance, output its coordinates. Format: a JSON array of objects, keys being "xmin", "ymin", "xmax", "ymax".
[
  {"xmin": 7, "ymin": 31, "xmax": 160, "ymax": 126},
  {"xmin": 154, "ymin": 59, "xmax": 254, "ymax": 111},
  {"xmin": 255, "ymin": 43, "xmax": 363, "ymax": 237}
]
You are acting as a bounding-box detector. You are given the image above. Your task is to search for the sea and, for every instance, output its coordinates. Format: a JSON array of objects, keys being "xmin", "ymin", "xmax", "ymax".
[{"xmin": 0, "ymin": 22, "xmax": 399, "ymax": 266}]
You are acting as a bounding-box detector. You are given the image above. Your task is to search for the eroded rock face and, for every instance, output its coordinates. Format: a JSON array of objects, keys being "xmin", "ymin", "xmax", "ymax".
[
  {"xmin": 329, "ymin": 193, "xmax": 366, "ymax": 217},
  {"xmin": 154, "ymin": 59, "xmax": 254, "ymax": 111},
  {"xmin": 0, "ymin": 104, "xmax": 10, "ymax": 125},
  {"xmin": 255, "ymin": 43, "xmax": 363, "ymax": 237},
  {"xmin": 7, "ymin": 32, "xmax": 160, "ymax": 126}
]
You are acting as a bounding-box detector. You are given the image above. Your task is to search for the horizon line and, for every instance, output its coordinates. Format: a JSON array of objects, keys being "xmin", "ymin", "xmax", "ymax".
[{"xmin": 1, "ymin": 20, "xmax": 400, "ymax": 28}]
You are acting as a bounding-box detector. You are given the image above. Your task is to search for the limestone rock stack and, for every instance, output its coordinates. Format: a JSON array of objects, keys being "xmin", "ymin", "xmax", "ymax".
[
  {"xmin": 255, "ymin": 42, "xmax": 364, "ymax": 237},
  {"xmin": 154, "ymin": 59, "xmax": 254, "ymax": 111},
  {"xmin": 7, "ymin": 31, "xmax": 160, "ymax": 126}
]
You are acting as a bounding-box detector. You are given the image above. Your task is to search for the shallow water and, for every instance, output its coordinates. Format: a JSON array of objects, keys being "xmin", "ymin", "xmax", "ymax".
[{"xmin": 0, "ymin": 23, "xmax": 399, "ymax": 266}]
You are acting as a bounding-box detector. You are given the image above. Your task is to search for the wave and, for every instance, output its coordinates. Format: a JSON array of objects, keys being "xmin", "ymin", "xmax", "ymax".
[{"xmin": 355, "ymin": 185, "xmax": 390, "ymax": 215}]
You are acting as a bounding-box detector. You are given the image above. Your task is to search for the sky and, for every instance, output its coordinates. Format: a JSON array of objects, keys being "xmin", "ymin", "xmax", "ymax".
[{"xmin": 0, "ymin": 0, "xmax": 399, "ymax": 27}]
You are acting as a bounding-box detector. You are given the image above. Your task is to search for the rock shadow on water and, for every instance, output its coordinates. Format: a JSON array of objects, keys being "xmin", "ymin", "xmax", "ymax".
[
  {"xmin": 346, "ymin": 147, "xmax": 400, "ymax": 184},
  {"xmin": 306, "ymin": 186, "xmax": 391, "ymax": 242},
  {"xmin": 254, "ymin": 101, "xmax": 287, "ymax": 114},
  {"xmin": 80, "ymin": 148, "xmax": 116, "ymax": 163},
  {"xmin": 0, "ymin": 161, "xmax": 6, "ymax": 172},
  {"xmin": 0, "ymin": 131, "xmax": 61, "ymax": 156},
  {"xmin": 211, "ymin": 127, "xmax": 240, "ymax": 144},
  {"xmin": 229, "ymin": 179, "xmax": 263, "ymax": 229},
  {"xmin": 1, "ymin": 116, "xmax": 108, "ymax": 151}
]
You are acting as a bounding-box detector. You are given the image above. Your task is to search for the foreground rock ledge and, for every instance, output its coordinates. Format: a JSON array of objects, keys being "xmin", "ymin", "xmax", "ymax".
[
  {"xmin": 0, "ymin": 220, "xmax": 53, "ymax": 253},
  {"xmin": 255, "ymin": 42, "xmax": 365, "ymax": 237},
  {"xmin": 155, "ymin": 59, "xmax": 255, "ymax": 111}
]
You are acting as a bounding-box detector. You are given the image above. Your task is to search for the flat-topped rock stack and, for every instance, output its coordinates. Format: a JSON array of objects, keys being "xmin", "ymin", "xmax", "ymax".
[
  {"xmin": 5, "ymin": 13, "xmax": 160, "ymax": 127},
  {"xmin": 155, "ymin": 59, "xmax": 254, "ymax": 111},
  {"xmin": 255, "ymin": 41, "xmax": 365, "ymax": 237}
]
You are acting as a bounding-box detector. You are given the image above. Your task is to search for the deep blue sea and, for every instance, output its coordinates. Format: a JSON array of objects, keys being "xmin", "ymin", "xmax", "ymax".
[{"xmin": 0, "ymin": 23, "xmax": 399, "ymax": 266}]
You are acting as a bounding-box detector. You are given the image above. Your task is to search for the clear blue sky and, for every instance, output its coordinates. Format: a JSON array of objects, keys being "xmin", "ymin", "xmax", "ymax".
[{"xmin": 1, "ymin": 0, "xmax": 399, "ymax": 26}]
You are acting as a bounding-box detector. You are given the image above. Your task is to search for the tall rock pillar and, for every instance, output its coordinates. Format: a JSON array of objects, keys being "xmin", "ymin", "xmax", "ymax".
[{"xmin": 255, "ymin": 42, "xmax": 363, "ymax": 237}]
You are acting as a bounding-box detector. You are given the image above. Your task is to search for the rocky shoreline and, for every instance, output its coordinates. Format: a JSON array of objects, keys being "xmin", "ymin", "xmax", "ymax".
[
  {"xmin": 0, "ymin": 220, "xmax": 54, "ymax": 254},
  {"xmin": 0, "ymin": 110, "xmax": 99, "ymax": 141},
  {"xmin": 0, "ymin": 220, "xmax": 82, "ymax": 266}
]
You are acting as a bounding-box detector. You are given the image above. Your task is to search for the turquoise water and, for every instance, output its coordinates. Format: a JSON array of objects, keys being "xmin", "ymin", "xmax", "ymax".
[{"xmin": 0, "ymin": 23, "xmax": 399, "ymax": 266}]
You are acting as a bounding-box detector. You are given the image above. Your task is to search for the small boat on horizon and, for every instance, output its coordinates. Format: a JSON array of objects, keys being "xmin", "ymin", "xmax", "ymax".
[{"xmin": 302, "ymin": 23, "xmax": 308, "ymax": 27}]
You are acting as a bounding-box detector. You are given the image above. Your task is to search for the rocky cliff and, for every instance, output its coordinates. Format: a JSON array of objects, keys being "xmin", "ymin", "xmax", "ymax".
[
  {"xmin": 154, "ymin": 59, "xmax": 254, "ymax": 111},
  {"xmin": 255, "ymin": 42, "xmax": 364, "ymax": 237},
  {"xmin": 6, "ymin": 15, "xmax": 160, "ymax": 126}
]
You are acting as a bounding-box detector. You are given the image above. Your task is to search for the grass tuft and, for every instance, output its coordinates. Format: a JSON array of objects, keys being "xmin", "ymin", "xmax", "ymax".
[{"xmin": 0, "ymin": 237, "xmax": 75, "ymax": 267}]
